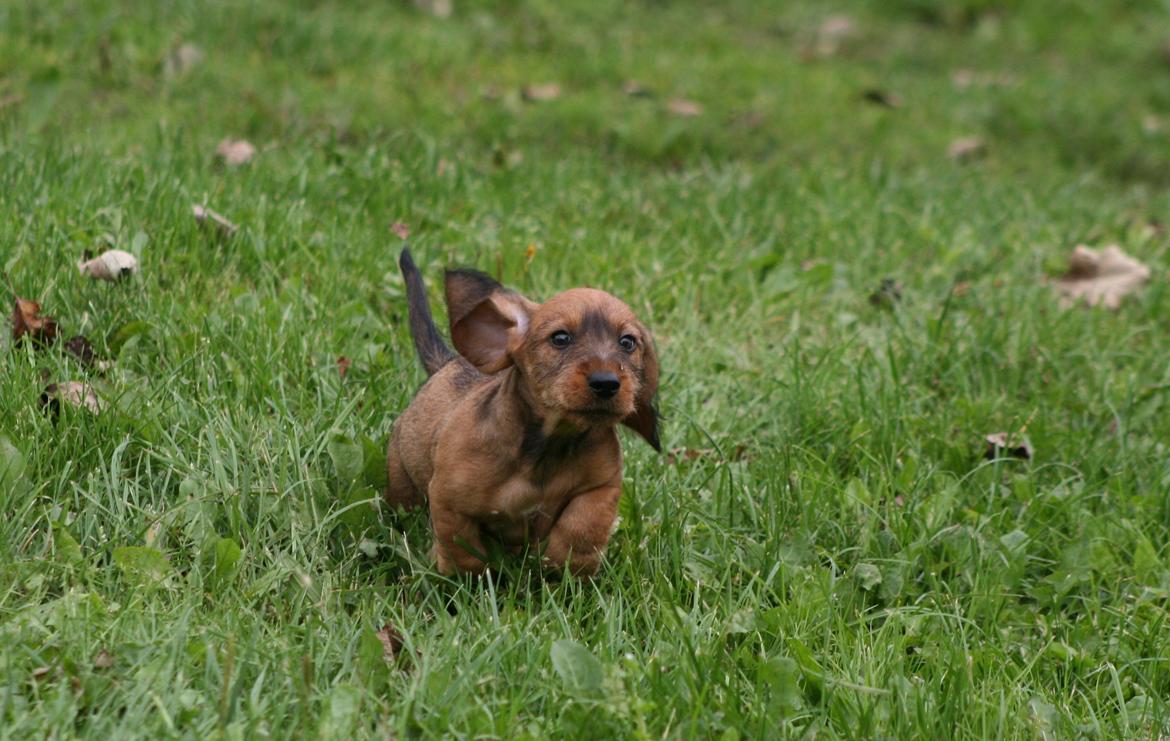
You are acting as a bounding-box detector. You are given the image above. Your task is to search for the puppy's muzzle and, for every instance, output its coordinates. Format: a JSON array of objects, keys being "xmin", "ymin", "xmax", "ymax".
[{"xmin": 587, "ymin": 371, "xmax": 621, "ymax": 400}]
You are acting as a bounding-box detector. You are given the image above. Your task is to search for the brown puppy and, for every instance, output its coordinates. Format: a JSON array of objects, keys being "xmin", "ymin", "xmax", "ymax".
[{"xmin": 385, "ymin": 248, "xmax": 659, "ymax": 577}]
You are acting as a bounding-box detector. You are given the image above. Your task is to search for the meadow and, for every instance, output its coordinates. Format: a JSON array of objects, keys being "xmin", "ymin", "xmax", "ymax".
[{"xmin": 3, "ymin": 0, "xmax": 1170, "ymax": 737}]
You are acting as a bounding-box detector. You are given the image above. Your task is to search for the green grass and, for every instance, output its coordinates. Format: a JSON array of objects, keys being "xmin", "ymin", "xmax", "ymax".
[{"xmin": 4, "ymin": 0, "xmax": 1170, "ymax": 736}]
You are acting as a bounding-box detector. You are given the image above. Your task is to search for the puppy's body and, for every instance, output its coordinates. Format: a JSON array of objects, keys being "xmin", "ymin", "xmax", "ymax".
[{"xmin": 386, "ymin": 250, "xmax": 658, "ymax": 577}]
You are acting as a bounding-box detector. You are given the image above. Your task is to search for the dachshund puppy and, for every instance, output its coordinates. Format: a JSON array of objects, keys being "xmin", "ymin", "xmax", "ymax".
[{"xmin": 385, "ymin": 248, "xmax": 659, "ymax": 577}]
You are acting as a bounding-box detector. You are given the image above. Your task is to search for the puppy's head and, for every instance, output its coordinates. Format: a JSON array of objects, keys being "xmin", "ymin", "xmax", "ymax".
[{"xmin": 446, "ymin": 270, "xmax": 660, "ymax": 450}]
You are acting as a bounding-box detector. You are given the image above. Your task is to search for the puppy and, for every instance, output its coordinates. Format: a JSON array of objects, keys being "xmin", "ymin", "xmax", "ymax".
[{"xmin": 385, "ymin": 248, "xmax": 660, "ymax": 577}]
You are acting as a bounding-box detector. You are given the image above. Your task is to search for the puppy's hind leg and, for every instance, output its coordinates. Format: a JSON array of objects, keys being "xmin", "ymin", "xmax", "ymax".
[{"xmin": 384, "ymin": 444, "xmax": 425, "ymax": 512}]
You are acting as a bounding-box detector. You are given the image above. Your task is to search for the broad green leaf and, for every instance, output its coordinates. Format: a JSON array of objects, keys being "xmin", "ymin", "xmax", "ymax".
[
  {"xmin": 112, "ymin": 546, "xmax": 172, "ymax": 585},
  {"xmin": 317, "ymin": 684, "xmax": 362, "ymax": 740},
  {"xmin": 0, "ymin": 436, "xmax": 27, "ymax": 499},
  {"xmin": 53, "ymin": 522, "xmax": 84, "ymax": 568},
  {"xmin": 328, "ymin": 435, "xmax": 363, "ymax": 486},
  {"xmin": 107, "ymin": 320, "xmax": 150, "ymax": 355},
  {"xmin": 211, "ymin": 537, "xmax": 242, "ymax": 587},
  {"xmin": 757, "ymin": 656, "xmax": 801, "ymax": 714},
  {"xmin": 550, "ymin": 639, "xmax": 603, "ymax": 696},
  {"xmin": 360, "ymin": 435, "xmax": 388, "ymax": 490},
  {"xmin": 855, "ymin": 563, "xmax": 882, "ymax": 591}
]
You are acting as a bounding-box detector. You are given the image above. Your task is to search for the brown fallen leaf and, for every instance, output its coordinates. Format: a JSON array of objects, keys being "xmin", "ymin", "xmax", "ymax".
[
  {"xmin": 948, "ymin": 136, "xmax": 986, "ymax": 161},
  {"xmin": 413, "ymin": 0, "xmax": 452, "ymax": 18},
  {"xmin": 376, "ymin": 623, "xmax": 404, "ymax": 662},
  {"xmin": 337, "ymin": 356, "xmax": 351, "ymax": 379},
  {"xmin": 192, "ymin": 204, "xmax": 238, "ymax": 237},
  {"xmin": 164, "ymin": 42, "xmax": 204, "ymax": 77},
  {"xmin": 861, "ymin": 89, "xmax": 902, "ymax": 109},
  {"xmin": 521, "ymin": 83, "xmax": 562, "ymax": 102},
  {"xmin": 77, "ymin": 249, "xmax": 138, "ymax": 281},
  {"xmin": 390, "ymin": 222, "xmax": 411, "ymax": 240},
  {"xmin": 92, "ymin": 650, "xmax": 115, "ymax": 670},
  {"xmin": 667, "ymin": 98, "xmax": 704, "ymax": 117},
  {"xmin": 1054, "ymin": 245, "xmax": 1151, "ymax": 310},
  {"xmin": 984, "ymin": 432, "xmax": 1033, "ymax": 461},
  {"xmin": 816, "ymin": 14, "xmax": 856, "ymax": 57},
  {"xmin": 215, "ymin": 138, "xmax": 256, "ymax": 166},
  {"xmin": 12, "ymin": 298, "xmax": 59, "ymax": 347},
  {"xmin": 31, "ymin": 666, "xmax": 53, "ymax": 682},
  {"xmin": 64, "ymin": 335, "xmax": 112, "ymax": 372},
  {"xmin": 623, "ymin": 80, "xmax": 654, "ymax": 98},
  {"xmin": 40, "ymin": 382, "xmax": 102, "ymax": 415}
]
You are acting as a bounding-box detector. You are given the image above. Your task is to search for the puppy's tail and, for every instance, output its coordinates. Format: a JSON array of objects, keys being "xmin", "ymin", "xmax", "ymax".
[{"xmin": 399, "ymin": 247, "xmax": 456, "ymax": 376}]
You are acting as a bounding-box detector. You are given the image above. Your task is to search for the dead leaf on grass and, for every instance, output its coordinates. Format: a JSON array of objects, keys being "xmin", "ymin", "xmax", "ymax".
[
  {"xmin": 861, "ymin": 89, "xmax": 902, "ymax": 109},
  {"xmin": 390, "ymin": 222, "xmax": 411, "ymax": 240},
  {"xmin": 413, "ymin": 0, "xmax": 452, "ymax": 18},
  {"xmin": 623, "ymin": 80, "xmax": 653, "ymax": 98},
  {"xmin": 1054, "ymin": 245, "xmax": 1151, "ymax": 310},
  {"xmin": 336, "ymin": 356, "xmax": 351, "ymax": 379},
  {"xmin": 984, "ymin": 432, "xmax": 1033, "ymax": 461},
  {"xmin": 164, "ymin": 42, "xmax": 204, "ymax": 77},
  {"xmin": 77, "ymin": 249, "xmax": 138, "ymax": 281},
  {"xmin": 376, "ymin": 623, "xmax": 404, "ymax": 662},
  {"xmin": 192, "ymin": 204, "xmax": 238, "ymax": 237},
  {"xmin": 12, "ymin": 297, "xmax": 59, "ymax": 347},
  {"xmin": 521, "ymin": 83, "xmax": 562, "ymax": 102},
  {"xmin": 667, "ymin": 98, "xmax": 703, "ymax": 117},
  {"xmin": 816, "ymin": 15, "xmax": 857, "ymax": 57},
  {"xmin": 948, "ymin": 136, "xmax": 986, "ymax": 161},
  {"xmin": 31, "ymin": 666, "xmax": 52, "ymax": 682},
  {"xmin": 65, "ymin": 335, "xmax": 112, "ymax": 372},
  {"xmin": 215, "ymin": 138, "xmax": 256, "ymax": 166},
  {"xmin": 92, "ymin": 650, "xmax": 115, "ymax": 670},
  {"xmin": 40, "ymin": 382, "xmax": 102, "ymax": 415}
]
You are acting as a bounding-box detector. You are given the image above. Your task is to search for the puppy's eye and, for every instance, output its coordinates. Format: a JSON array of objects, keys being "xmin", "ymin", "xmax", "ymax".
[
  {"xmin": 550, "ymin": 330, "xmax": 572, "ymax": 348},
  {"xmin": 618, "ymin": 334, "xmax": 637, "ymax": 352}
]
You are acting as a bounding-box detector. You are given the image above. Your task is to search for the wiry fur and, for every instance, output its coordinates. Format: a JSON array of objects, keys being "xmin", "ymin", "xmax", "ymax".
[{"xmin": 385, "ymin": 248, "xmax": 660, "ymax": 577}]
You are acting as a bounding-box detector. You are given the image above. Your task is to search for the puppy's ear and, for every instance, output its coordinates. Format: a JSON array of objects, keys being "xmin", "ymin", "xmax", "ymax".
[
  {"xmin": 623, "ymin": 326, "xmax": 661, "ymax": 451},
  {"xmin": 445, "ymin": 269, "xmax": 538, "ymax": 372}
]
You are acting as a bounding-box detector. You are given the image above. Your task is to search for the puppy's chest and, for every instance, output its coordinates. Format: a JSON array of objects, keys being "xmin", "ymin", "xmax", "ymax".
[{"xmin": 492, "ymin": 468, "xmax": 583, "ymax": 520}]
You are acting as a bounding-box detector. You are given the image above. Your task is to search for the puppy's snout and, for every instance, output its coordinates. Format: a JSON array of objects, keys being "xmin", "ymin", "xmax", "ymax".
[{"xmin": 587, "ymin": 371, "xmax": 621, "ymax": 400}]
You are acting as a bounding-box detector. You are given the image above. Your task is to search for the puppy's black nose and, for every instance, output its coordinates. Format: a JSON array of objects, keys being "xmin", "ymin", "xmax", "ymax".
[{"xmin": 588, "ymin": 371, "xmax": 621, "ymax": 399}]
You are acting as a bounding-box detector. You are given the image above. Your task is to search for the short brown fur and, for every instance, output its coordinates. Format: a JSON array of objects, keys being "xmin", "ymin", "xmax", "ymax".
[{"xmin": 386, "ymin": 249, "xmax": 660, "ymax": 577}]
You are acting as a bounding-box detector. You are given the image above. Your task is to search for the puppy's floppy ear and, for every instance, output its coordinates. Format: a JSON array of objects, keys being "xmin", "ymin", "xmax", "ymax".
[
  {"xmin": 623, "ymin": 326, "xmax": 661, "ymax": 451},
  {"xmin": 445, "ymin": 269, "xmax": 538, "ymax": 373}
]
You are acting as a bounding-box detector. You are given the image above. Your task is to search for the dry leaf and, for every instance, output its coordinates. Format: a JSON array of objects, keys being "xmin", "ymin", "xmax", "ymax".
[
  {"xmin": 77, "ymin": 249, "xmax": 138, "ymax": 281},
  {"xmin": 667, "ymin": 98, "xmax": 703, "ymax": 117},
  {"xmin": 337, "ymin": 356, "xmax": 351, "ymax": 379},
  {"xmin": 1054, "ymin": 245, "xmax": 1151, "ymax": 310},
  {"xmin": 164, "ymin": 42, "xmax": 204, "ymax": 77},
  {"xmin": 390, "ymin": 222, "xmax": 411, "ymax": 240},
  {"xmin": 12, "ymin": 298, "xmax": 59, "ymax": 346},
  {"xmin": 376, "ymin": 623, "xmax": 404, "ymax": 662},
  {"xmin": 623, "ymin": 80, "xmax": 653, "ymax": 98},
  {"xmin": 215, "ymin": 138, "xmax": 256, "ymax": 166},
  {"xmin": 40, "ymin": 382, "xmax": 102, "ymax": 415},
  {"xmin": 437, "ymin": 158, "xmax": 454, "ymax": 177},
  {"xmin": 192, "ymin": 204, "xmax": 238, "ymax": 237},
  {"xmin": 64, "ymin": 335, "xmax": 112, "ymax": 372},
  {"xmin": 816, "ymin": 15, "xmax": 856, "ymax": 56},
  {"xmin": 861, "ymin": 89, "xmax": 902, "ymax": 109},
  {"xmin": 92, "ymin": 650, "xmax": 115, "ymax": 670},
  {"xmin": 413, "ymin": 0, "xmax": 452, "ymax": 18},
  {"xmin": 31, "ymin": 666, "xmax": 52, "ymax": 682},
  {"xmin": 948, "ymin": 136, "xmax": 986, "ymax": 161},
  {"xmin": 984, "ymin": 432, "xmax": 1032, "ymax": 461},
  {"xmin": 521, "ymin": 83, "xmax": 562, "ymax": 102}
]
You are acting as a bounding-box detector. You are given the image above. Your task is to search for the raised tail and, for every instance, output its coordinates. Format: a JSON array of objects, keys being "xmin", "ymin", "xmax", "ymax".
[{"xmin": 399, "ymin": 247, "xmax": 456, "ymax": 376}]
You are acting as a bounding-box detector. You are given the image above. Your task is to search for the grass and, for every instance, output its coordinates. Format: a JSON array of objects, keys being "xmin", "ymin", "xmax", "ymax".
[{"xmin": 3, "ymin": 0, "xmax": 1170, "ymax": 736}]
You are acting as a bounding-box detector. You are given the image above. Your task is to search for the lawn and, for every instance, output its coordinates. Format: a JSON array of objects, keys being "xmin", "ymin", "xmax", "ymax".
[{"xmin": 3, "ymin": 0, "xmax": 1170, "ymax": 737}]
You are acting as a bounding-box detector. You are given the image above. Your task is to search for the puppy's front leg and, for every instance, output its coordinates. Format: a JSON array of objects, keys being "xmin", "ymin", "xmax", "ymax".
[
  {"xmin": 542, "ymin": 483, "xmax": 621, "ymax": 578},
  {"xmin": 430, "ymin": 503, "xmax": 490, "ymax": 576}
]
